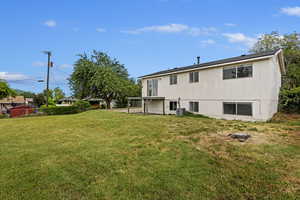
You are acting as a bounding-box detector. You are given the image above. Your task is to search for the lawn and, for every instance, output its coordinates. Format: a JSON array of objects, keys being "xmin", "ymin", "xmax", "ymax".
[{"xmin": 0, "ymin": 110, "xmax": 299, "ymax": 200}]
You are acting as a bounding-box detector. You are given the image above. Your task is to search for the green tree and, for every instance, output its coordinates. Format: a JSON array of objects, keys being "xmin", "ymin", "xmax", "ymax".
[
  {"xmin": 33, "ymin": 93, "xmax": 46, "ymax": 107},
  {"xmin": 250, "ymin": 32, "xmax": 285, "ymax": 53},
  {"xmin": 90, "ymin": 67, "xmax": 127, "ymax": 109},
  {"xmin": 14, "ymin": 89, "xmax": 35, "ymax": 98},
  {"xmin": 53, "ymin": 87, "xmax": 65, "ymax": 103},
  {"xmin": 69, "ymin": 54, "xmax": 96, "ymax": 99},
  {"xmin": 0, "ymin": 80, "xmax": 15, "ymax": 99},
  {"xmin": 69, "ymin": 51, "xmax": 140, "ymax": 108}
]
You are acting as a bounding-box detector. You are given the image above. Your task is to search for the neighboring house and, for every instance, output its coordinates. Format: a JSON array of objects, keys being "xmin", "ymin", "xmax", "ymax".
[
  {"xmin": 83, "ymin": 97, "xmax": 117, "ymax": 108},
  {"xmin": 0, "ymin": 96, "xmax": 31, "ymax": 113},
  {"xmin": 57, "ymin": 97, "xmax": 78, "ymax": 106},
  {"xmin": 139, "ymin": 49, "xmax": 285, "ymax": 121}
]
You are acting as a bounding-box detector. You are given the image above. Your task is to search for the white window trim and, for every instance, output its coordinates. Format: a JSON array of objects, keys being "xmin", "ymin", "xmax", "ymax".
[
  {"xmin": 189, "ymin": 71, "xmax": 199, "ymax": 83},
  {"xmin": 223, "ymin": 102, "xmax": 253, "ymax": 116},
  {"xmin": 223, "ymin": 64, "xmax": 253, "ymax": 80}
]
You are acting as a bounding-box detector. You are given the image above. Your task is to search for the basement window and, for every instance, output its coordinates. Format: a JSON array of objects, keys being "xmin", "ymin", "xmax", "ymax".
[
  {"xmin": 189, "ymin": 102, "xmax": 199, "ymax": 112},
  {"xmin": 223, "ymin": 102, "xmax": 252, "ymax": 116},
  {"xmin": 169, "ymin": 101, "xmax": 177, "ymax": 111}
]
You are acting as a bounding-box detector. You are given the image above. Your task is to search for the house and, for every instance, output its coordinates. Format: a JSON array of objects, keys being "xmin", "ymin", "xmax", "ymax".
[
  {"xmin": 139, "ymin": 49, "xmax": 285, "ymax": 121},
  {"xmin": 57, "ymin": 97, "xmax": 78, "ymax": 105},
  {"xmin": 0, "ymin": 96, "xmax": 32, "ymax": 113}
]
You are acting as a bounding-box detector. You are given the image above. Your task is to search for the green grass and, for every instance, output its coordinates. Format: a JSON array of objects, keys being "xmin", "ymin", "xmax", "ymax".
[{"xmin": 0, "ymin": 110, "xmax": 299, "ymax": 200}]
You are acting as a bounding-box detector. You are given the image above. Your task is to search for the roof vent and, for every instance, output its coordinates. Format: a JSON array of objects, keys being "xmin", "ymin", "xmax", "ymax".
[
  {"xmin": 197, "ymin": 56, "xmax": 200, "ymax": 64},
  {"xmin": 241, "ymin": 54, "xmax": 246, "ymax": 57}
]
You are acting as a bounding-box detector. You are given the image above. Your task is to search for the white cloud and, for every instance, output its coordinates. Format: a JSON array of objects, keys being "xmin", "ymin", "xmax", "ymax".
[
  {"xmin": 188, "ymin": 27, "xmax": 217, "ymax": 36},
  {"xmin": 223, "ymin": 33, "xmax": 257, "ymax": 47},
  {"xmin": 59, "ymin": 64, "xmax": 73, "ymax": 69},
  {"xmin": 0, "ymin": 72, "xmax": 30, "ymax": 82},
  {"xmin": 224, "ymin": 23, "xmax": 237, "ymax": 27},
  {"xmin": 281, "ymin": 7, "xmax": 300, "ymax": 17},
  {"xmin": 96, "ymin": 28, "xmax": 106, "ymax": 32},
  {"xmin": 122, "ymin": 24, "xmax": 189, "ymax": 34},
  {"xmin": 44, "ymin": 20, "xmax": 57, "ymax": 27},
  {"xmin": 122, "ymin": 24, "xmax": 217, "ymax": 36},
  {"xmin": 32, "ymin": 61, "xmax": 45, "ymax": 67}
]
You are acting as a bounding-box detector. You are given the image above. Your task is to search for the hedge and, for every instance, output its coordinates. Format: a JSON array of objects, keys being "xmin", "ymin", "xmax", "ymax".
[
  {"xmin": 40, "ymin": 106, "xmax": 80, "ymax": 115},
  {"xmin": 279, "ymin": 87, "xmax": 300, "ymax": 113},
  {"xmin": 73, "ymin": 100, "xmax": 91, "ymax": 111}
]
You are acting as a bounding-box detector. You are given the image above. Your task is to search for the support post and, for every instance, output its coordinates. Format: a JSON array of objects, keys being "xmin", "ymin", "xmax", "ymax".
[
  {"xmin": 127, "ymin": 99, "xmax": 130, "ymax": 114},
  {"xmin": 143, "ymin": 100, "xmax": 146, "ymax": 115}
]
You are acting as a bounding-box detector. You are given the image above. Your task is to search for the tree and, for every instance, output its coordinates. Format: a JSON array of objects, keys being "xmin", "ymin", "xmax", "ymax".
[
  {"xmin": 53, "ymin": 87, "xmax": 65, "ymax": 103},
  {"xmin": 69, "ymin": 51, "xmax": 140, "ymax": 108},
  {"xmin": 14, "ymin": 89, "xmax": 35, "ymax": 98},
  {"xmin": 90, "ymin": 67, "xmax": 127, "ymax": 109},
  {"xmin": 250, "ymin": 32, "xmax": 285, "ymax": 53},
  {"xmin": 115, "ymin": 78, "xmax": 142, "ymax": 107},
  {"xmin": 0, "ymin": 80, "xmax": 15, "ymax": 99},
  {"xmin": 33, "ymin": 93, "xmax": 46, "ymax": 107},
  {"xmin": 69, "ymin": 54, "xmax": 96, "ymax": 99}
]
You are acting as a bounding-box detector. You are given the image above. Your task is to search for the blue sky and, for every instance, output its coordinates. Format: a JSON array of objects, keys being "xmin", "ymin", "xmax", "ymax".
[{"xmin": 0, "ymin": 0, "xmax": 299, "ymax": 95}]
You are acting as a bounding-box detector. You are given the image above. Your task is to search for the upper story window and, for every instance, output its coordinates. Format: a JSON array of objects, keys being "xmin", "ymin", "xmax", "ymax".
[
  {"xmin": 189, "ymin": 71, "xmax": 199, "ymax": 83},
  {"xmin": 147, "ymin": 79, "xmax": 158, "ymax": 96},
  {"xmin": 169, "ymin": 75, "xmax": 177, "ymax": 85},
  {"xmin": 223, "ymin": 64, "xmax": 253, "ymax": 80}
]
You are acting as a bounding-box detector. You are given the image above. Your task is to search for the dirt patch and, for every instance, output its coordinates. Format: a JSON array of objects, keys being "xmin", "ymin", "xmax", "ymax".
[
  {"xmin": 271, "ymin": 113, "xmax": 300, "ymax": 122},
  {"xmin": 179, "ymin": 131, "xmax": 279, "ymax": 147}
]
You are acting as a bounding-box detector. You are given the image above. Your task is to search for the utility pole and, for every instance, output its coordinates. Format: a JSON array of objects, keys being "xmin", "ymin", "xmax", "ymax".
[{"xmin": 43, "ymin": 51, "xmax": 52, "ymax": 107}]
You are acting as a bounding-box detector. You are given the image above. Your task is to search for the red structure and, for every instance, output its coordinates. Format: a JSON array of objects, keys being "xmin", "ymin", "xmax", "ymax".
[{"xmin": 10, "ymin": 105, "xmax": 34, "ymax": 118}]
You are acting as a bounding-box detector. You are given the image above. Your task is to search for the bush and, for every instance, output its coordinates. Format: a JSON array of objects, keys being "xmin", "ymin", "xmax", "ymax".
[
  {"xmin": 41, "ymin": 106, "xmax": 80, "ymax": 115},
  {"xmin": 74, "ymin": 100, "xmax": 90, "ymax": 111},
  {"xmin": 279, "ymin": 87, "xmax": 300, "ymax": 113},
  {"xmin": 40, "ymin": 105, "xmax": 56, "ymax": 109},
  {"xmin": 0, "ymin": 114, "xmax": 8, "ymax": 119}
]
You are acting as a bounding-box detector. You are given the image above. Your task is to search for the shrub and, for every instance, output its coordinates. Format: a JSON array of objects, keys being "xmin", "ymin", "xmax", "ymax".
[
  {"xmin": 279, "ymin": 87, "xmax": 300, "ymax": 113},
  {"xmin": 100, "ymin": 104, "xmax": 106, "ymax": 109},
  {"xmin": 74, "ymin": 100, "xmax": 90, "ymax": 111},
  {"xmin": 0, "ymin": 114, "xmax": 8, "ymax": 119},
  {"xmin": 41, "ymin": 106, "xmax": 80, "ymax": 115},
  {"xmin": 40, "ymin": 105, "xmax": 56, "ymax": 109}
]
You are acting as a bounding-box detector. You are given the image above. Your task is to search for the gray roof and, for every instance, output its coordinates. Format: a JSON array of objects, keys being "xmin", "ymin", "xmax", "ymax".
[{"xmin": 140, "ymin": 49, "xmax": 280, "ymax": 78}]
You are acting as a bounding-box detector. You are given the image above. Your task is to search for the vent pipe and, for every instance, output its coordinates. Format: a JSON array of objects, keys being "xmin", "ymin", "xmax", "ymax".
[{"xmin": 197, "ymin": 56, "xmax": 200, "ymax": 64}]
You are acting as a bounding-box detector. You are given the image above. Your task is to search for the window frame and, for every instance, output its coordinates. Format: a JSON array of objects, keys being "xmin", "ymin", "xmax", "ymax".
[
  {"xmin": 189, "ymin": 71, "xmax": 199, "ymax": 83},
  {"xmin": 169, "ymin": 74, "xmax": 178, "ymax": 85},
  {"xmin": 189, "ymin": 102, "xmax": 199, "ymax": 112},
  {"xmin": 223, "ymin": 102, "xmax": 253, "ymax": 116},
  {"xmin": 223, "ymin": 64, "xmax": 253, "ymax": 80},
  {"xmin": 169, "ymin": 101, "xmax": 177, "ymax": 111},
  {"xmin": 147, "ymin": 79, "xmax": 158, "ymax": 96}
]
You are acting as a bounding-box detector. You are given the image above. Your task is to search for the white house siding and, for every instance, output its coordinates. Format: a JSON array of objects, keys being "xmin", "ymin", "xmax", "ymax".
[{"xmin": 141, "ymin": 55, "xmax": 283, "ymax": 121}]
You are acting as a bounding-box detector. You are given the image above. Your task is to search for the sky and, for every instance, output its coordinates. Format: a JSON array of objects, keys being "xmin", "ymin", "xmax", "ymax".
[{"xmin": 0, "ymin": 0, "xmax": 299, "ymax": 95}]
